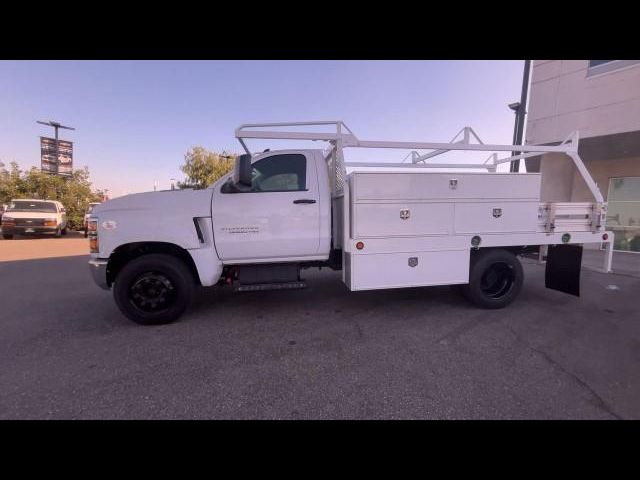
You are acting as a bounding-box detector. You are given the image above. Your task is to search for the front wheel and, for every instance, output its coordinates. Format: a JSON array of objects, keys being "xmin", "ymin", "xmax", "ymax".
[
  {"xmin": 2, "ymin": 234, "xmax": 13, "ymax": 240},
  {"xmin": 113, "ymin": 254, "xmax": 196, "ymax": 325},
  {"xmin": 460, "ymin": 249, "xmax": 523, "ymax": 309}
]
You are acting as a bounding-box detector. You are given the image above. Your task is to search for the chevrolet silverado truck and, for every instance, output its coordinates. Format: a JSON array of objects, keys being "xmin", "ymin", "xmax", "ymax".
[{"xmin": 88, "ymin": 121, "xmax": 613, "ymax": 325}]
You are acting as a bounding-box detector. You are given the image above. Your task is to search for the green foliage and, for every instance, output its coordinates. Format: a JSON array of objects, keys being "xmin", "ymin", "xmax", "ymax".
[
  {"xmin": 178, "ymin": 147, "xmax": 236, "ymax": 189},
  {"xmin": 0, "ymin": 161, "xmax": 103, "ymax": 230}
]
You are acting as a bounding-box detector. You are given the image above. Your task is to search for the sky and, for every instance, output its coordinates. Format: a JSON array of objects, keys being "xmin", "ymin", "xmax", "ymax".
[{"xmin": 0, "ymin": 60, "xmax": 525, "ymax": 197}]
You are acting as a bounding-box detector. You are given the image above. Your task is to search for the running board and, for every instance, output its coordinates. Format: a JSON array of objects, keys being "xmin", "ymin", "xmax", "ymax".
[{"xmin": 235, "ymin": 281, "xmax": 307, "ymax": 292}]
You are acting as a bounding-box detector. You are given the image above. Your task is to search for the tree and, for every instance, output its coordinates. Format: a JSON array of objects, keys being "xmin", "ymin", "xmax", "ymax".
[
  {"xmin": 0, "ymin": 162, "xmax": 103, "ymax": 230},
  {"xmin": 178, "ymin": 147, "xmax": 236, "ymax": 189},
  {"xmin": 0, "ymin": 161, "xmax": 22, "ymax": 204}
]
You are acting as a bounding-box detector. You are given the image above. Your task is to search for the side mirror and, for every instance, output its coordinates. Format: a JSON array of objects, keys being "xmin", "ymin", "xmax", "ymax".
[{"xmin": 233, "ymin": 154, "xmax": 253, "ymax": 188}]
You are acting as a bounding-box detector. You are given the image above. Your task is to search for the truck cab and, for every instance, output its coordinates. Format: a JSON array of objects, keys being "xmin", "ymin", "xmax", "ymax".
[{"xmin": 211, "ymin": 149, "xmax": 332, "ymax": 263}]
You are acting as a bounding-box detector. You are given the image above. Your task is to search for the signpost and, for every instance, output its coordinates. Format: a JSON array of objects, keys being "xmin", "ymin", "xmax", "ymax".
[
  {"xmin": 40, "ymin": 137, "xmax": 73, "ymax": 175},
  {"xmin": 36, "ymin": 120, "xmax": 75, "ymax": 176}
]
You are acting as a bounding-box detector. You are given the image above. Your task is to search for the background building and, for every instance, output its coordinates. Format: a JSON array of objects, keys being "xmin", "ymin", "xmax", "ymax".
[{"xmin": 525, "ymin": 60, "xmax": 640, "ymax": 252}]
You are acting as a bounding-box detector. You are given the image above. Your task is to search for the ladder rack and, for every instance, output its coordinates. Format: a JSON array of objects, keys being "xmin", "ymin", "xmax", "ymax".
[{"xmin": 234, "ymin": 120, "xmax": 605, "ymax": 205}]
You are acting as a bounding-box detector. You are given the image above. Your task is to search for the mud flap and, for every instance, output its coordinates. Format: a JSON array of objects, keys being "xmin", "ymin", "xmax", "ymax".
[{"xmin": 545, "ymin": 244, "xmax": 582, "ymax": 297}]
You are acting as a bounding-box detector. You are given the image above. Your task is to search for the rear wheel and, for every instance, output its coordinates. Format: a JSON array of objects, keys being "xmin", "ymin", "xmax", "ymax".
[
  {"xmin": 113, "ymin": 254, "xmax": 196, "ymax": 325},
  {"xmin": 461, "ymin": 249, "xmax": 523, "ymax": 309}
]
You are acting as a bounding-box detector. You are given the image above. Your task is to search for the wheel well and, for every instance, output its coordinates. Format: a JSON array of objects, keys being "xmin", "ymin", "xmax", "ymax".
[{"xmin": 106, "ymin": 242, "xmax": 201, "ymax": 287}]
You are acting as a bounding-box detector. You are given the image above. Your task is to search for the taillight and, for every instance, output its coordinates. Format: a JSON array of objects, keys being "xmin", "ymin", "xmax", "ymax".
[{"xmin": 88, "ymin": 219, "xmax": 98, "ymax": 253}]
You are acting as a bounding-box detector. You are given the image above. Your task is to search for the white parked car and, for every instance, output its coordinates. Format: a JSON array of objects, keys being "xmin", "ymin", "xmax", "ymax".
[
  {"xmin": 1, "ymin": 199, "xmax": 68, "ymax": 239},
  {"xmin": 88, "ymin": 121, "xmax": 614, "ymax": 325}
]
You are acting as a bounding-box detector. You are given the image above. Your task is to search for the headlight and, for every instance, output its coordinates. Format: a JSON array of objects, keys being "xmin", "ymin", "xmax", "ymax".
[{"xmin": 88, "ymin": 219, "xmax": 99, "ymax": 253}]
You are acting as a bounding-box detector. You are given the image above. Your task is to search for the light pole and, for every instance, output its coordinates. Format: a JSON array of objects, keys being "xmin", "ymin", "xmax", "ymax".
[
  {"xmin": 509, "ymin": 101, "xmax": 521, "ymax": 171},
  {"xmin": 508, "ymin": 60, "xmax": 531, "ymax": 173},
  {"xmin": 36, "ymin": 120, "xmax": 75, "ymax": 176}
]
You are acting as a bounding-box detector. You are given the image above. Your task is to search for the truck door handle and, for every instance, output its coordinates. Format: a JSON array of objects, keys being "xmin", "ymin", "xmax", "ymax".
[{"xmin": 293, "ymin": 199, "xmax": 316, "ymax": 204}]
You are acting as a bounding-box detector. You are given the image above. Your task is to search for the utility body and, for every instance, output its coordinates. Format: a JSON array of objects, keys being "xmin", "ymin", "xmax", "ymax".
[{"xmin": 88, "ymin": 121, "xmax": 614, "ymax": 325}]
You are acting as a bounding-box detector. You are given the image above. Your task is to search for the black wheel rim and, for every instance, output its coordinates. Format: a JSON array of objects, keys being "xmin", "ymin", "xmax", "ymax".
[
  {"xmin": 129, "ymin": 272, "xmax": 177, "ymax": 314},
  {"xmin": 480, "ymin": 262, "xmax": 515, "ymax": 299}
]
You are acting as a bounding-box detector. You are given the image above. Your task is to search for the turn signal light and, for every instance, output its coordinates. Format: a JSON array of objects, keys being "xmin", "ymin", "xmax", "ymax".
[
  {"xmin": 88, "ymin": 220, "xmax": 98, "ymax": 253},
  {"xmin": 602, "ymin": 233, "xmax": 609, "ymax": 241},
  {"xmin": 44, "ymin": 219, "xmax": 57, "ymax": 227},
  {"xmin": 356, "ymin": 241, "xmax": 364, "ymax": 250}
]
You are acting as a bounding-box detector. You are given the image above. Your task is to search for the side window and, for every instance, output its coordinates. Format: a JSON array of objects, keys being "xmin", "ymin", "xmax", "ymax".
[
  {"xmin": 587, "ymin": 60, "xmax": 640, "ymax": 77},
  {"xmin": 252, "ymin": 154, "xmax": 307, "ymax": 192}
]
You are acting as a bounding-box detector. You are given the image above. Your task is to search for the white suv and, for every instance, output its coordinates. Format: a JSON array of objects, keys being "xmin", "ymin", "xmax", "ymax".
[{"xmin": 1, "ymin": 199, "xmax": 68, "ymax": 239}]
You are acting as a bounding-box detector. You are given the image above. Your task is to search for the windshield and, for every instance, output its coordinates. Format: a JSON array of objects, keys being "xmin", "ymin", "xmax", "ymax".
[{"xmin": 8, "ymin": 201, "xmax": 57, "ymax": 213}]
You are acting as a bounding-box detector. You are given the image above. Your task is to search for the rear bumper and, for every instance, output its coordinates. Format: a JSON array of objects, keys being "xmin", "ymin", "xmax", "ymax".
[{"xmin": 89, "ymin": 258, "xmax": 110, "ymax": 290}]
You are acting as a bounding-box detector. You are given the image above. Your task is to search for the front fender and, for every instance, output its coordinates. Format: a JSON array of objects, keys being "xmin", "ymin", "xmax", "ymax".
[{"xmin": 96, "ymin": 208, "xmax": 203, "ymax": 257}]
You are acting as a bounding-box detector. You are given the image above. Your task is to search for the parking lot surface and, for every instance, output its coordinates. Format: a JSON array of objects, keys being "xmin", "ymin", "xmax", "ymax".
[
  {"xmin": 1, "ymin": 239, "xmax": 639, "ymax": 419},
  {"xmin": 0, "ymin": 231, "xmax": 88, "ymax": 261}
]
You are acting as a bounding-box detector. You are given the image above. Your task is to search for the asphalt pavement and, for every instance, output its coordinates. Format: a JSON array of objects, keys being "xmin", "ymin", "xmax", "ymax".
[{"xmin": 1, "ymin": 238, "xmax": 639, "ymax": 419}]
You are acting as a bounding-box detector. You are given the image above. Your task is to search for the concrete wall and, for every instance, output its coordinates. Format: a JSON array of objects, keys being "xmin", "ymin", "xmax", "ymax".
[
  {"xmin": 538, "ymin": 153, "xmax": 576, "ymax": 202},
  {"xmin": 538, "ymin": 154, "xmax": 640, "ymax": 203},
  {"xmin": 526, "ymin": 60, "xmax": 640, "ymax": 145},
  {"xmin": 571, "ymin": 156, "xmax": 640, "ymax": 202}
]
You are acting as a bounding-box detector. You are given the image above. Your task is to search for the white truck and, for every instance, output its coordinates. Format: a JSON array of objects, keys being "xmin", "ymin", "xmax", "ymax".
[{"xmin": 88, "ymin": 121, "xmax": 614, "ymax": 325}]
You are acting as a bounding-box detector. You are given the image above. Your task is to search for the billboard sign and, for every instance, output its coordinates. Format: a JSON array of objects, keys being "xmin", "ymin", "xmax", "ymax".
[{"xmin": 41, "ymin": 137, "xmax": 73, "ymax": 176}]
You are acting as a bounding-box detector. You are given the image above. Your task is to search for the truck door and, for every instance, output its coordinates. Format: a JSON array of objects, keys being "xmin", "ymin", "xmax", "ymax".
[{"xmin": 212, "ymin": 152, "xmax": 321, "ymax": 262}]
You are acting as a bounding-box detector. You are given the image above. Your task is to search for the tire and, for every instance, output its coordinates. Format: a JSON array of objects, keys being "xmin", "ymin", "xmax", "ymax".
[
  {"xmin": 2, "ymin": 234, "xmax": 13, "ymax": 240},
  {"xmin": 113, "ymin": 254, "xmax": 196, "ymax": 325},
  {"xmin": 55, "ymin": 228, "xmax": 62, "ymax": 238},
  {"xmin": 84, "ymin": 230, "xmax": 88, "ymax": 238},
  {"xmin": 460, "ymin": 249, "xmax": 524, "ymax": 309},
  {"xmin": 61, "ymin": 227, "xmax": 67, "ymax": 235}
]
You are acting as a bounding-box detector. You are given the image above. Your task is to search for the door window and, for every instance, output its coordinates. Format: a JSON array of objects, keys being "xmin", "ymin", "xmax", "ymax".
[{"xmin": 252, "ymin": 154, "xmax": 306, "ymax": 192}]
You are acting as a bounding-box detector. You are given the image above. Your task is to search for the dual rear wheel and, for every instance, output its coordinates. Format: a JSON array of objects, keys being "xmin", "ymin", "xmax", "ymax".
[{"xmin": 460, "ymin": 248, "xmax": 524, "ymax": 309}]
